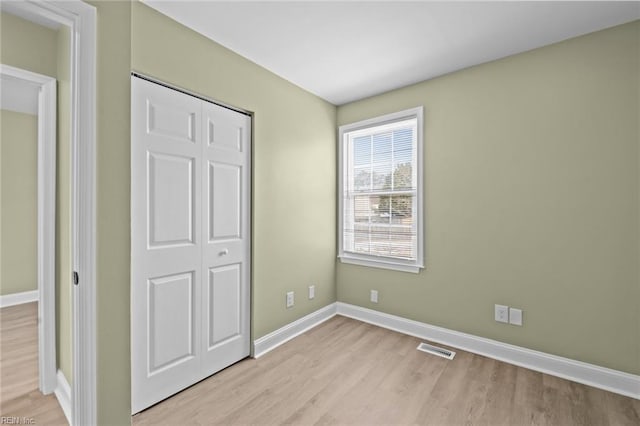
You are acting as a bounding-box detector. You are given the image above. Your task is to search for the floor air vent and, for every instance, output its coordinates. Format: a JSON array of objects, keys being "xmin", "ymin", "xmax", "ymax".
[{"xmin": 417, "ymin": 342, "xmax": 455, "ymax": 360}]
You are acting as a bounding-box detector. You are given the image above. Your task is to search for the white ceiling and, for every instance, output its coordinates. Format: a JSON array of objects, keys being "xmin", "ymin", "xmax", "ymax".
[
  {"xmin": 1, "ymin": 75, "xmax": 40, "ymax": 115},
  {"xmin": 145, "ymin": 1, "xmax": 639, "ymax": 105}
]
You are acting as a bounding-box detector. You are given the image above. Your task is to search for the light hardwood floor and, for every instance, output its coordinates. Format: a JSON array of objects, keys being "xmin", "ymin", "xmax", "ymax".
[
  {"xmin": 134, "ymin": 315, "xmax": 640, "ymax": 425},
  {"xmin": 0, "ymin": 302, "xmax": 67, "ymax": 425},
  {"xmin": 2, "ymin": 304, "xmax": 638, "ymax": 425}
]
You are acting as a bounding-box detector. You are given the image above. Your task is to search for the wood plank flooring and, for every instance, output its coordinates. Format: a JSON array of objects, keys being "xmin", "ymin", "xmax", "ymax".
[
  {"xmin": 2, "ymin": 303, "xmax": 638, "ymax": 425},
  {"xmin": 134, "ymin": 315, "xmax": 640, "ymax": 425},
  {"xmin": 0, "ymin": 302, "xmax": 67, "ymax": 425}
]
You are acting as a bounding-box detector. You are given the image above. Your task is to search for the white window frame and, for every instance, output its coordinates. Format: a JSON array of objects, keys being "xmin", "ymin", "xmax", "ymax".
[{"xmin": 338, "ymin": 106, "xmax": 424, "ymax": 273}]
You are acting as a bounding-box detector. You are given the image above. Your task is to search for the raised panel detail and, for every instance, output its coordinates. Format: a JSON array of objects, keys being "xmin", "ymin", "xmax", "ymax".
[
  {"xmin": 148, "ymin": 152, "xmax": 195, "ymax": 247},
  {"xmin": 207, "ymin": 118, "xmax": 243, "ymax": 152},
  {"xmin": 147, "ymin": 100, "xmax": 196, "ymax": 143},
  {"xmin": 208, "ymin": 265, "xmax": 241, "ymax": 348},
  {"xmin": 209, "ymin": 162, "xmax": 241, "ymax": 241},
  {"xmin": 148, "ymin": 272, "xmax": 195, "ymax": 374}
]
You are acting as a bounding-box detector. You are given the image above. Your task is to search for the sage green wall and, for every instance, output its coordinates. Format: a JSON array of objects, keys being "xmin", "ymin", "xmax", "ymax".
[
  {"xmin": 0, "ymin": 12, "xmax": 55, "ymax": 299},
  {"xmin": 0, "ymin": 12, "xmax": 57, "ymax": 77},
  {"xmin": 0, "ymin": 110, "xmax": 37, "ymax": 296},
  {"xmin": 0, "ymin": 11, "xmax": 74, "ymax": 383},
  {"xmin": 336, "ymin": 21, "xmax": 640, "ymax": 375},
  {"xmin": 90, "ymin": 3, "xmax": 336, "ymax": 423},
  {"xmin": 131, "ymin": 2, "xmax": 337, "ymax": 340},
  {"xmin": 85, "ymin": 1, "xmax": 132, "ymax": 424}
]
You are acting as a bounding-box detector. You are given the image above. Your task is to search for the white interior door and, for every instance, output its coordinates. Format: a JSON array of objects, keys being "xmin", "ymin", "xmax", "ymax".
[
  {"xmin": 131, "ymin": 77, "xmax": 251, "ymax": 414},
  {"xmin": 201, "ymin": 101, "xmax": 251, "ymax": 375}
]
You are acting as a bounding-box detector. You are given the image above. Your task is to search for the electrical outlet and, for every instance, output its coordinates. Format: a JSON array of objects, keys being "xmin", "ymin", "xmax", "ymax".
[
  {"xmin": 286, "ymin": 291, "xmax": 294, "ymax": 308},
  {"xmin": 308, "ymin": 285, "xmax": 315, "ymax": 300},
  {"xmin": 509, "ymin": 308, "xmax": 523, "ymax": 326},
  {"xmin": 494, "ymin": 304, "xmax": 509, "ymax": 323},
  {"xmin": 370, "ymin": 290, "xmax": 378, "ymax": 303}
]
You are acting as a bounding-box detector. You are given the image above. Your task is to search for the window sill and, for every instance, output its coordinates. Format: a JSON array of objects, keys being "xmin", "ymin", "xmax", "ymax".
[{"xmin": 338, "ymin": 255, "xmax": 423, "ymax": 274}]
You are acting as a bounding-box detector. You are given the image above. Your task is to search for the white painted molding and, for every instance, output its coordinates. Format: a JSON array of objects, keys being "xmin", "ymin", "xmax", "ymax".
[
  {"xmin": 54, "ymin": 370, "xmax": 72, "ymax": 426},
  {"xmin": 37, "ymin": 69, "xmax": 58, "ymax": 396},
  {"xmin": 0, "ymin": 290, "xmax": 39, "ymax": 308},
  {"xmin": 69, "ymin": 0, "xmax": 98, "ymax": 423},
  {"xmin": 336, "ymin": 302, "xmax": 640, "ymax": 400},
  {"xmin": 253, "ymin": 303, "xmax": 337, "ymax": 358}
]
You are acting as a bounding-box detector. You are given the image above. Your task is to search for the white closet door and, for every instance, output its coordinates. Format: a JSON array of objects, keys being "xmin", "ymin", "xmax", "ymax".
[
  {"xmin": 201, "ymin": 102, "xmax": 251, "ymax": 376},
  {"xmin": 131, "ymin": 77, "xmax": 251, "ymax": 414}
]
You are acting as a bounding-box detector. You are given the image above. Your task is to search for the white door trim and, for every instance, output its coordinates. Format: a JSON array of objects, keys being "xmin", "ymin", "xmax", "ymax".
[
  {"xmin": 0, "ymin": 64, "xmax": 57, "ymax": 395},
  {"xmin": 2, "ymin": 2, "xmax": 97, "ymax": 425},
  {"xmin": 66, "ymin": 3, "xmax": 97, "ymax": 425}
]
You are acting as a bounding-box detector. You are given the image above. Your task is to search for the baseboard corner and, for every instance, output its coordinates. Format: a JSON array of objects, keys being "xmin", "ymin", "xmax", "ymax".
[{"xmin": 253, "ymin": 302, "xmax": 337, "ymax": 358}]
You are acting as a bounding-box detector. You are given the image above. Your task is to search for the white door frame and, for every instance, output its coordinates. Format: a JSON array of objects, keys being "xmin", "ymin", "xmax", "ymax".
[
  {"xmin": 0, "ymin": 64, "xmax": 57, "ymax": 394},
  {"xmin": 2, "ymin": 2, "xmax": 97, "ymax": 425}
]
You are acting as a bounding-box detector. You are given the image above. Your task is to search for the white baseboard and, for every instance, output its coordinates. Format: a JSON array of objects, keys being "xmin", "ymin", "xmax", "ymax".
[
  {"xmin": 250, "ymin": 301, "xmax": 639, "ymax": 399},
  {"xmin": 253, "ymin": 303, "xmax": 337, "ymax": 358},
  {"xmin": 0, "ymin": 290, "xmax": 38, "ymax": 308},
  {"xmin": 337, "ymin": 302, "xmax": 640, "ymax": 400},
  {"xmin": 55, "ymin": 370, "xmax": 72, "ymax": 425}
]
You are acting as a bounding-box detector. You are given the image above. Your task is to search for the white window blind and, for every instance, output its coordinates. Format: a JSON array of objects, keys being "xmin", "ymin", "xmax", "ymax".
[{"xmin": 339, "ymin": 107, "xmax": 424, "ymax": 273}]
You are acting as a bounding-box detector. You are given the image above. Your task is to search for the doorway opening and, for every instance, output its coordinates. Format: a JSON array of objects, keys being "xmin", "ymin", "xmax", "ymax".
[
  {"xmin": 0, "ymin": 63, "xmax": 57, "ymax": 400},
  {"xmin": 1, "ymin": 1, "xmax": 97, "ymax": 424}
]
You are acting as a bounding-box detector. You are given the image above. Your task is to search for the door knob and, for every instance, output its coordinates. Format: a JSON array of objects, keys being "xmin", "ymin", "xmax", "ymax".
[{"xmin": 219, "ymin": 249, "xmax": 229, "ymax": 256}]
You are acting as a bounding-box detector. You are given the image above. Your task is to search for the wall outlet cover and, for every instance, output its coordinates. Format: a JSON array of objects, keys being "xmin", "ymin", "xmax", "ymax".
[
  {"xmin": 370, "ymin": 290, "xmax": 379, "ymax": 303},
  {"xmin": 495, "ymin": 304, "xmax": 509, "ymax": 323},
  {"xmin": 286, "ymin": 291, "xmax": 294, "ymax": 308},
  {"xmin": 308, "ymin": 285, "xmax": 315, "ymax": 300},
  {"xmin": 509, "ymin": 308, "xmax": 523, "ymax": 326}
]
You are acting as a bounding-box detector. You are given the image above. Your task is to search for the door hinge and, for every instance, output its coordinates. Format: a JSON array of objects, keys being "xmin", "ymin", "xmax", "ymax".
[{"xmin": 73, "ymin": 271, "xmax": 79, "ymax": 285}]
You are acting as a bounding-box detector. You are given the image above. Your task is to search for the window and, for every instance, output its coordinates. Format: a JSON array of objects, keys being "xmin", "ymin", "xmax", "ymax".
[{"xmin": 338, "ymin": 107, "xmax": 424, "ymax": 273}]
